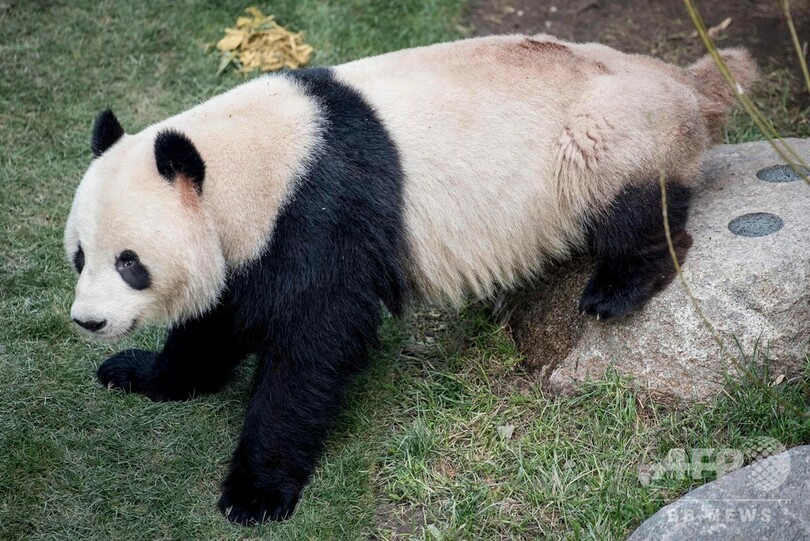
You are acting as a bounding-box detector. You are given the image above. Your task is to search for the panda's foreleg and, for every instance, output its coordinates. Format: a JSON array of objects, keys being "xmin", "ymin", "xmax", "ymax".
[
  {"xmin": 97, "ymin": 303, "xmax": 252, "ymax": 401},
  {"xmin": 217, "ymin": 283, "xmax": 383, "ymax": 524},
  {"xmin": 578, "ymin": 181, "xmax": 693, "ymax": 319}
]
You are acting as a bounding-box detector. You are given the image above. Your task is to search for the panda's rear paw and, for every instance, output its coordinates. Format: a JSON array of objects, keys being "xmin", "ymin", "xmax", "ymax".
[
  {"xmin": 579, "ymin": 284, "xmax": 633, "ymax": 320},
  {"xmin": 578, "ymin": 272, "xmax": 643, "ymax": 320},
  {"xmin": 97, "ymin": 349, "xmax": 168, "ymax": 401},
  {"xmin": 217, "ymin": 477, "xmax": 300, "ymax": 525},
  {"xmin": 579, "ymin": 252, "xmax": 680, "ymax": 320}
]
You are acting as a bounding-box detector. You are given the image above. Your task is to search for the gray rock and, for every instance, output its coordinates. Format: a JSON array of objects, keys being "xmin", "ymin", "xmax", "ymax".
[
  {"xmin": 503, "ymin": 139, "xmax": 810, "ymax": 401},
  {"xmin": 629, "ymin": 445, "xmax": 810, "ymax": 541}
]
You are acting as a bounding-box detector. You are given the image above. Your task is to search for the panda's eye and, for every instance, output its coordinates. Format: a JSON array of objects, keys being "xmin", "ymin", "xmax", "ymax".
[
  {"xmin": 115, "ymin": 250, "xmax": 151, "ymax": 290},
  {"xmin": 73, "ymin": 245, "xmax": 85, "ymax": 274}
]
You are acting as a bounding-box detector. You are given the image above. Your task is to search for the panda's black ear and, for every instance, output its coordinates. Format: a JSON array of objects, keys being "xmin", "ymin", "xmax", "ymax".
[
  {"xmin": 154, "ymin": 129, "xmax": 205, "ymax": 194},
  {"xmin": 91, "ymin": 109, "xmax": 125, "ymax": 158}
]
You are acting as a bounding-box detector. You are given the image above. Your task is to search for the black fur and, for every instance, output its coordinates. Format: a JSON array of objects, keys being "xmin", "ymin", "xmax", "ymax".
[
  {"xmin": 73, "ymin": 245, "xmax": 85, "ymax": 274},
  {"xmin": 154, "ymin": 130, "xmax": 206, "ymax": 193},
  {"xmin": 115, "ymin": 250, "xmax": 150, "ymax": 290},
  {"xmin": 579, "ymin": 181, "xmax": 693, "ymax": 318},
  {"xmin": 97, "ymin": 68, "xmax": 408, "ymax": 524},
  {"xmin": 98, "ymin": 303, "xmax": 251, "ymax": 401},
  {"xmin": 91, "ymin": 109, "xmax": 124, "ymax": 158}
]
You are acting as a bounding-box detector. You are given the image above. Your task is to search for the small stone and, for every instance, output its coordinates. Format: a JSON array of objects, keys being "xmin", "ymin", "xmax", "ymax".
[{"xmin": 496, "ymin": 424, "xmax": 515, "ymax": 440}]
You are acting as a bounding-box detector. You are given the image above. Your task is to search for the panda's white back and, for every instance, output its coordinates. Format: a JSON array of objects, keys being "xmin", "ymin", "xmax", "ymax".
[{"xmin": 334, "ymin": 34, "xmax": 711, "ymax": 302}]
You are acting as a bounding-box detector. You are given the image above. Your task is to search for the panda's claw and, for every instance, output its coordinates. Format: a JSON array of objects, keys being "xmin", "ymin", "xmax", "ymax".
[{"xmin": 217, "ymin": 480, "xmax": 300, "ymax": 525}]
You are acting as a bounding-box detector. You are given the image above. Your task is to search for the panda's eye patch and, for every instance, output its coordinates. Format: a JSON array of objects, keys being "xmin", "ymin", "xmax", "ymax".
[
  {"xmin": 115, "ymin": 250, "xmax": 150, "ymax": 290},
  {"xmin": 73, "ymin": 245, "xmax": 85, "ymax": 274}
]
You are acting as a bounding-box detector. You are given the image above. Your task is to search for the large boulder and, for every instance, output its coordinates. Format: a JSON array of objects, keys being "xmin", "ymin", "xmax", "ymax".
[
  {"xmin": 503, "ymin": 139, "xmax": 809, "ymax": 401},
  {"xmin": 628, "ymin": 444, "xmax": 810, "ymax": 540}
]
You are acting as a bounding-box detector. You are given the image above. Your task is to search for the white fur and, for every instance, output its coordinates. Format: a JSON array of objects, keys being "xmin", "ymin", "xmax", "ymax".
[
  {"xmin": 333, "ymin": 35, "xmax": 681, "ymax": 302},
  {"xmin": 65, "ymin": 140, "xmax": 227, "ymax": 336}
]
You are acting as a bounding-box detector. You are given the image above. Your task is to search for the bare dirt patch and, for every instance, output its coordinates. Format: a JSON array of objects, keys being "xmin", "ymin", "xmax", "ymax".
[
  {"xmin": 494, "ymin": 257, "xmax": 593, "ymax": 388},
  {"xmin": 374, "ymin": 499, "xmax": 426, "ymax": 539}
]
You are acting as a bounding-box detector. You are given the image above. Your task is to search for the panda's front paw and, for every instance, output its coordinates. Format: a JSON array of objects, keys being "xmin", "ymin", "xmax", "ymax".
[
  {"xmin": 217, "ymin": 474, "xmax": 300, "ymax": 525},
  {"xmin": 97, "ymin": 349, "xmax": 167, "ymax": 401}
]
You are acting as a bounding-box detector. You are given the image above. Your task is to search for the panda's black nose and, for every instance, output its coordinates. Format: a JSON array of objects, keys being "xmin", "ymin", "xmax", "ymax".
[{"xmin": 73, "ymin": 318, "xmax": 107, "ymax": 332}]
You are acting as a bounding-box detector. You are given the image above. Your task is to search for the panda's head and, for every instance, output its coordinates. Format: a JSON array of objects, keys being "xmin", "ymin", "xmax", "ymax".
[{"xmin": 65, "ymin": 110, "xmax": 226, "ymax": 340}]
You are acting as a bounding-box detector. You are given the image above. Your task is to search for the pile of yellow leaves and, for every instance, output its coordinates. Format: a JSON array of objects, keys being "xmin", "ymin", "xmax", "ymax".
[{"xmin": 215, "ymin": 7, "xmax": 313, "ymax": 74}]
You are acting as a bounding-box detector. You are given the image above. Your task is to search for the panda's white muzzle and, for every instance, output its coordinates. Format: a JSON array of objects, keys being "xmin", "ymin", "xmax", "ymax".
[{"xmin": 70, "ymin": 267, "xmax": 144, "ymax": 340}]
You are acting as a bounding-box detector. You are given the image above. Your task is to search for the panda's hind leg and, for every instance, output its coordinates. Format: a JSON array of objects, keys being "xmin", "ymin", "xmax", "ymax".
[
  {"xmin": 556, "ymin": 75, "xmax": 704, "ymax": 319},
  {"xmin": 578, "ymin": 181, "xmax": 693, "ymax": 319}
]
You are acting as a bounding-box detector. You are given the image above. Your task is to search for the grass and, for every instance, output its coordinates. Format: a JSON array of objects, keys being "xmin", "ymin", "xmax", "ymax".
[
  {"xmin": 723, "ymin": 65, "xmax": 810, "ymax": 143},
  {"xmin": 1, "ymin": 1, "xmax": 808, "ymax": 539},
  {"xmin": 375, "ymin": 309, "xmax": 810, "ymax": 539}
]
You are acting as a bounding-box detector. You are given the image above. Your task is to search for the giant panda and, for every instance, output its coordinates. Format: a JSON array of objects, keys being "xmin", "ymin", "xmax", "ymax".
[{"xmin": 64, "ymin": 34, "xmax": 756, "ymax": 524}]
